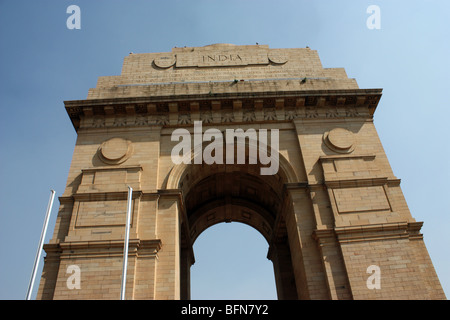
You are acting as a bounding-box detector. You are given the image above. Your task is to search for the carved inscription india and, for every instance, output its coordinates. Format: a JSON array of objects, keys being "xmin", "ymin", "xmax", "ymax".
[
  {"xmin": 174, "ymin": 51, "xmax": 270, "ymax": 68},
  {"xmin": 154, "ymin": 50, "xmax": 288, "ymax": 68},
  {"xmin": 202, "ymin": 54, "xmax": 243, "ymax": 63}
]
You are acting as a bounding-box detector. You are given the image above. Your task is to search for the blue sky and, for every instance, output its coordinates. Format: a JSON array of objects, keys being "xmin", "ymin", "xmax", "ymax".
[{"xmin": 0, "ymin": 0, "xmax": 448, "ymax": 300}]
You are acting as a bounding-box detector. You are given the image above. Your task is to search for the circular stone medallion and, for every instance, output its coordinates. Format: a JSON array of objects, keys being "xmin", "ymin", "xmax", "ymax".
[
  {"xmin": 268, "ymin": 53, "xmax": 288, "ymax": 64},
  {"xmin": 323, "ymin": 128, "xmax": 355, "ymax": 153},
  {"xmin": 153, "ymin": 55, "xmax": 176, "ymax": 68},
  {"xmin": 98, "ymin": 138, "xmax": 132, "ymax": 164}
]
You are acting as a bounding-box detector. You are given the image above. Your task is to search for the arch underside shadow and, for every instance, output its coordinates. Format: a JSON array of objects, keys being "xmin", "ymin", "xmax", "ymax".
[{"xmin": 170, "ymin": 149, "xmax": 300, "ymax": 300}]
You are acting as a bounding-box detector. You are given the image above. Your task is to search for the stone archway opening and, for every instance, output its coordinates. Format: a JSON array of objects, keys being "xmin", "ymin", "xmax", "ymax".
[
  {"xmin": 190, "ymin": 221, "xmax": 277, "ymax": 300},
  {"xmin": 176, "ymin": 161, "xmax": 299, "ymax": 300}
]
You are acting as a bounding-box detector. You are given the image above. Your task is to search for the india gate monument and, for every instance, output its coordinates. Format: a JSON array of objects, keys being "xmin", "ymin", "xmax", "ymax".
[{"xmin": 36, "ymin": 44, "xmax": 445, "ymax": 300}]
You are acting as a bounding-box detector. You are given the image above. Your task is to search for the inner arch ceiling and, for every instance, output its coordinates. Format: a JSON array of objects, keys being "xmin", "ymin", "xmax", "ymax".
[{"xmin": 178, "ymin": 162, "xmax": 290, "ymax": 246}]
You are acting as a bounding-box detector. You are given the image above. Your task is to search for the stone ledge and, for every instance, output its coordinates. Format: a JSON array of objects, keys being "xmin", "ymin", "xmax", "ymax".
[
  {"xmin": 65, "ymin": 89, "xmax": 382, "ymax": 131},
  {"xmin": 43, "ymin": 239, "xmax": 162, "ymax": 259},
  {"xmin": 313, "ymin": 222, "xmax": 424, "ymax": 245},
  {"xmin": 73, "ymin": 190, "xmax": 143, "ymax": 202}
]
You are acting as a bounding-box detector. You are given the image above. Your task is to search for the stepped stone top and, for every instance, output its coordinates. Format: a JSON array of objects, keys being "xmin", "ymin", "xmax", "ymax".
[{"xmin": 86, "ymin": 44, "xmax": 359, "ymax": 100}]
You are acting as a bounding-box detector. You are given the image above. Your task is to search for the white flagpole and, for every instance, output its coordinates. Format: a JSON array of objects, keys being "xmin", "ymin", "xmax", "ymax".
[
  {"xmin": 26, "ymin": 189, "xmax": 56, "ymax": 300},
  {"xmin": 120, "ymin": 186, "xmax": 133, "ymax": 300}
]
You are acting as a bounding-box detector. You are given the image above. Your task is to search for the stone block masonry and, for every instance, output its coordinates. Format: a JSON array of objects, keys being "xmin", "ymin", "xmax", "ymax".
[{"xmin": 37, "ymin": 44, "xmax": 445, "ymax": 300}]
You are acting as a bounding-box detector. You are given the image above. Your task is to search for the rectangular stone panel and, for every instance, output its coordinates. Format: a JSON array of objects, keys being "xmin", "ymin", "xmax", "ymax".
[
  {"xmin": 320, "ymin": 154, "xmax": 382, "ymax": 182},
  {"xmin": 77, "ymin": 166, "xmax": 142, "ymax": 193},
  {"xmin": 176, "ymin": 50, "xmax": 269, "ymax": 68},
  {"xmin": 75, "ymin": 200, "xmax": 131, "ymax": 227},
  {"xmin": 333, "ymin": 186, "xmax": 390, "ymax": 213}
]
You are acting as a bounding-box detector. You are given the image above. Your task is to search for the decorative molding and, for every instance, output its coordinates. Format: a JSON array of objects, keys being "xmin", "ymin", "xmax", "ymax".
[
  {"xmin": 73, "ymin": 190, "xmax": 143, "ymax": 202},
  {"xmin": 305, "ymin": 106, "xmax": 318, "ymax": 118},
  {"xmin": 285, "ymin": 108, "xmax": 298, "ymax": 120},
  {"xmin": 319, "ymin": 154, "xmax": 376, "ymax": 161},
  {"xmin": 65, "ymin": 89, "xmax": 382, "ymax": 131},
  {"xmin": 264, "ymin": 108, "xmax": 277, "ymax": 121},
  {"xmin": 92, "ymin": 116, "xmax": 105, "ymax": 128},
  {"xmin": 53, "ymin": 239, "xmax": 162, "ymax": 259},
  {"xmin": 312, "ymin": 228, "xmax": 337, "ymax": 247},
  {"xmin": 326, "ymin": 108, "xmax": 339, "ymax": 118},
  {"xmin": 242, "ymin": 109, "xmax": 256, "ymax": 122},
  {"xmin": 113, "ymin": 116, "xmax": 127, "ymax": 127},
  {"xmin": 324, "ymin": 177, "xmax": 389, "ymax": 189},
  {"xmin": 312, "ymin": 222, "xmax": 424, "ymax": 245},
  {"xmin": 221, "ymin": 111, "xmax": 234, "ymax": 123},
  {"xmin": 335, "ymin": 222, "xmax": 423, "ymax": 243},
  {"xmin": 200, "ymin": 111, "xmax": 213, "ymax": 123},
  {"xmin": 178, "ymin": 113, "xmax": 191, "ymax": 125},
  {"xmin": 135, "ymin": 114, "xmax": 148, "ymax": 126},
  {"xmin": 155, "ymin": 114, "xmax": 169, "ymax": 125}
]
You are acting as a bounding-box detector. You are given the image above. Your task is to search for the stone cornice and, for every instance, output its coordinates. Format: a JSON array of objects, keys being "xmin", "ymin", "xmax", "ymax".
[
  {"xmin": 73, "ymin": 190, "xmax": 143, "ymax": 202},
  {"xmin": 282, "ymin": 178, "xmax": 401, "ymax": 191},
  {"xmin": 81, "ymin": 165, "xmax": 143, "ymax": 174},
  {"xmin": 65, "ymin": 88, "xmax": 382, "ymax": 131},
  {"xmin": 58, "ymin": 189, "xmax": 173, "ymax": 204},
  {"xmin": 44, "ymin": 239, "xmax": 163, "ymax": 259},
  {"xmin": 312, "ymin": 222, "xmax": 424, "ymax": 245}
]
